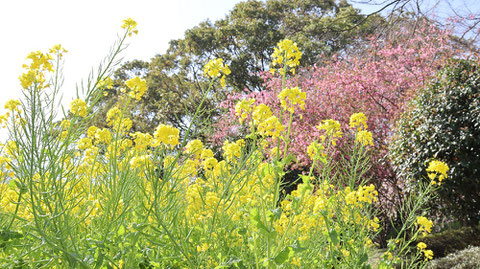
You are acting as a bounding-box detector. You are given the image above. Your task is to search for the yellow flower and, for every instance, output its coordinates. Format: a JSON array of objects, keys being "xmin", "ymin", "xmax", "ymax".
[
  {"xmin": 98, "ymin": 77, "xmax": 114, "ymax": 90},
  {"xmin": 4, "ymin": 100, "xmax": 21, "ymax": 113},
  {"xmin": 416, "ymin": 216, "xmax": 433, "ymax": 235},
  {"xmin": 426, "ymin": 160, "xmax": 449, "ymax": 184},
  {"xmin": 125, "ymin": 77, "xmax": 147, "ymax": 101},
  {"xmin": 87, "ymin": 126, "xmax": 99, "ymax": 138},
  {"xmin": 252, "ymin": 104, "xmax": 273, "ymax": 126},
  {"xmin": 278, "ymin": 87, "xmax": 306, "ymax": 114},
  {"xmin": 185, "ymin": 140, "xmax": 204, "ymax": 159},
  {"xmin": 350, "ymin": 112, "xmax": 368, "ymax": 131},
  {"xmin": 307, "ymin": 141, "xmax": 325, "ymax": 160},
  {"xmin": 258, "ymin": 116, "xmax": 284, "ymax": 138},
  {"xmin": 222, "ymin": 139, "xmax": 243, "ymax": 162},
  {"xmin": 77, "ymin": 137, "xmax": 92, "ymax": 150},
  {"xmin": 234, "ymin": 98, "xmax": 255, "ymax": 124},
  {"xmin": 356, "ymin": 130, "xmax": 373, "ymax": 146},
  {"xmin": 271, "ymin": 39, "xmax": 302, "ymax": 75},
  {"xmin": 317, "ymin": 119, "xmax": 343, "ymax": 139},
  {"xmin": 70, "ymin": 99, "xmax": 88, "ymax": 117},
  {"xmin": 197, "ymin": 243, "xmax": 209, "ymax": 252},
  {"xmin": 154, "ymin": 124, "xmax": 180, "ymax": 148},
  {"xmin": 130, "ymin": 155, "xmax": 152, "ymax": 169},
  {"xmin": 132, "ymin": 132, "xmax": 154, "ymax": 150},
  {"xmin": 203, "ymin": 58, "xmax": 231, "ymax": 87},
  {"xmin": 49, "ymin": 44, "xmax": 68, "ymax": 57},
  {"xmin": 106, "ymin": 107, "xmax": 121, "ymax": 126},
  {"xmin": 423, "ymin": 249, "xmax": 434, "ymax": 260},
  {"xmin": 121, "ymin": 18, "xmax": 138, "ymax": 36},
  {"xmin": 95, "ymin": 128, "xmax": 112, "ymax": 144},
  {"xmin": 417, "ymin": 242, "xmax": 427, "ymax": 250}
]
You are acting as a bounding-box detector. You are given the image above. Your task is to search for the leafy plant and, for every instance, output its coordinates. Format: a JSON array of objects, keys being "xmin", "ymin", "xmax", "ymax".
[{"xmin": 389, "ymin": 59, "xmax": 480, "ymax": 225}]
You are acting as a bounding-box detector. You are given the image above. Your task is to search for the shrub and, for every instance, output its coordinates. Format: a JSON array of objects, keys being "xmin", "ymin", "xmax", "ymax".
[
  {"xmin": 389, "ymin": 59, "xmax": 480, "ymax": 225},
  {"xmin": 426, "ymin": 246, "xmax": 480, "ymax": 269},
  {"xmin": 420, "ymin": 226, "xmax": 480, "ymax": 258}
]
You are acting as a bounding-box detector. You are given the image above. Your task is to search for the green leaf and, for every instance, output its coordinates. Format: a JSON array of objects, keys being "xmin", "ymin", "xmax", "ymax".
[
  {"xmin": 328, "ymin": 229, "xmax": 339, "ymax": 245},
  {"xmin": 274, "ymin": 247, "xmax": 292, "ymax": 265},
  {"xmin": 291, "ymin": 240, "xmax": 306, "ymax": 253},
  {"xmin": 117, "ymin": 225, "xmax": 125, "ymax": 236}
]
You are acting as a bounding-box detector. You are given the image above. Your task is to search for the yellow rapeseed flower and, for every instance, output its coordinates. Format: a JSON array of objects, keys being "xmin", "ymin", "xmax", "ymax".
[
  {"xmin": 350, "ymin": 112, "xmax": 368, "ymax": 131},
  {"xmin": 154, "ymin": 124, "xmax": 180, "ymax": 148},
  {"xmin": 417, "ymin": 242, "xmax": 427, "ymax": 250},
  {"xmin": 426, "ymin": 160, "xmax": 449, "ymax": 185},
  {"xmin": 317, "ymin": 119, "xmax": 343, "ymax": 139},
  {"xmin": 125, "ymin": 77, "xmax": 147, "ymax": 101},
  {"xmin": 234, "ymin": 98, "xmax": 256, "ymax": 124},
  {"xmin": 203, "ymin": 58, "xmax": 231, "ymax": 88},
  {"xmin": 271, "ymin": 39, "xmax": 302, "ymax": 75},
  {"xmin": 70, "ymin": 99, "xmax": 88, "ymax": 117},
  {"xmin": 307, "ymin": 141, "xmax": 325, "ymax": 160},
  {"xmin": 278, "ymin": 87, "xmax": 306, "ymax": 114},
  {"xmin": 121, "ymin": 18, "xmax": 138, "ymax": 36},
  {"xmin": 356, "ymin": 130, "xmax": 374, "ymax": 146},
  {"xmin": 185, "ymin": 139, "xmax": 204, "ymax": 159},
  {"xmin": 416, "ymin": 216, "xmax": 433, "ymax": 235},
  {"xmin": 4, "ymin": 100, "xmax": 21, "ymax": 113},
  {"xmin": 423, "ymin": 249, "xmax": 434, "ymax": 260}
]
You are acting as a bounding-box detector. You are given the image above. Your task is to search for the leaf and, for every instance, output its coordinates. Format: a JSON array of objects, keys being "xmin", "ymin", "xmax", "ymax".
[
  {"xmin": 328, "ymin": 229, "xmax": 339, "ymax": 245},
  {"xmin": 274, "ymin": 247, "xmax": 292, "ymax": 265},
  {"xmin": 291, "ymin": 240, "xmax": 306, "ymax": 253},
  {"xmin": 117, "ymin": 225, "xmax": 125, "ymax": 236}
]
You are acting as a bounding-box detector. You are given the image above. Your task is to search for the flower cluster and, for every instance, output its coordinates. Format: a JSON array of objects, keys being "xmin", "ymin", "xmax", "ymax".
[
  {"xmin": 271, "ymin": 39, "xmax": 302, "ymax": 75},
  {"xmin": 125, "ymin": 77, "xmax": 148, "ymax": 101},
  {"xmin": 417, "ymin": 242, "xmax": 434, "ymax": 260},
  {"xmin": 121, "ymin": 18, "xmax": 138, "ymax": 36},
  {"xmin": 70, "ymin": 99, "xmax": 88, "ymax": 117},
  {"xmin": 278, "ymin": 86, "xmax": 306, "ymax": 114},
  {"xmin": 154, "ymin": 124, "xmax": 180, "ymax": 148},
  {"xmin": 18, "ymin": 46, "xmax": 59, "ymax": 89},
  {"xmin": 416, "ymin": 216, "xmax": 434, "ymax": 236},
  {"xmin": 203, "ymin": 58, "xmax": 231, "ymax": 88},
  {"xmin": 234, "ymin": 98, "xmax": 255, "ymax": 124},
  {"xmin": 426, "ymin": 160, "xmax": 449, "ymax": 185}
]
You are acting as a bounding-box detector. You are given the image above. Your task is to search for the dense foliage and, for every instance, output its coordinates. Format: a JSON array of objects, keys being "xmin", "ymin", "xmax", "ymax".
[{"xmin": 389, "ymin": 59, "xmax": 480, "ymax": 225}]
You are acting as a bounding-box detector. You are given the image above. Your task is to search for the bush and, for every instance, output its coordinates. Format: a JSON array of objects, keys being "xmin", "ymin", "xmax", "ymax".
[
  {"xmin": 420, "ymin": 226, "xmax": 480, "ymax": 258},
  {"xmin": 426, "ymin": 246, "xmax": 480, "ymax": 269},
  {"xmin": 389, "ymin": 59, "xmax": 480, "ymax": 225}
]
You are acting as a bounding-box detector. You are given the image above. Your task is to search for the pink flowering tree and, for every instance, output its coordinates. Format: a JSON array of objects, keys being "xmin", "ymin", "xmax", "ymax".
[{"xmin": 213, "ymin": 19, "xmax": 463, "ymax": 214}]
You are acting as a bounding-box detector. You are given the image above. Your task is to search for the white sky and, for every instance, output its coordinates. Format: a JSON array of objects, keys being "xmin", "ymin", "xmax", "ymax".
[
  {"xmin": 0, "ymin": 0, "xmax": 244, "ymax": 102},
  {"xmin": 0, "ymin": 0, "xmax": 243, "ymax": 140}
]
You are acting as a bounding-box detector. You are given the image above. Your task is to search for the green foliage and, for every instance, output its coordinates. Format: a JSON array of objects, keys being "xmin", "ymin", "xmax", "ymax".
[
  {"xmin": 420, "ymin": 226, "xmax": 480, "ymax": 258},
  {"xmin": 426, "ymin": 246, "xmax": 480, "ymax": 269},
  {"xmin": 389, "ymin": 59, "xmax": 480, "ymax": 225}
]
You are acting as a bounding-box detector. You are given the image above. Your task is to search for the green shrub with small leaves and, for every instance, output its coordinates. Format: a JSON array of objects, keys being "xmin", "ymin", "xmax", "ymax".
[
  {"xmin": 426, "ymin": 246, "xmax": 480, "ymax": 269},
  {"xmin": 420, "ymin": 226, "xmax": 480, "ymax": 258},
  {"xmin": 389, "ymin": 59, "xmax": 480, "ymax": 225}
]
